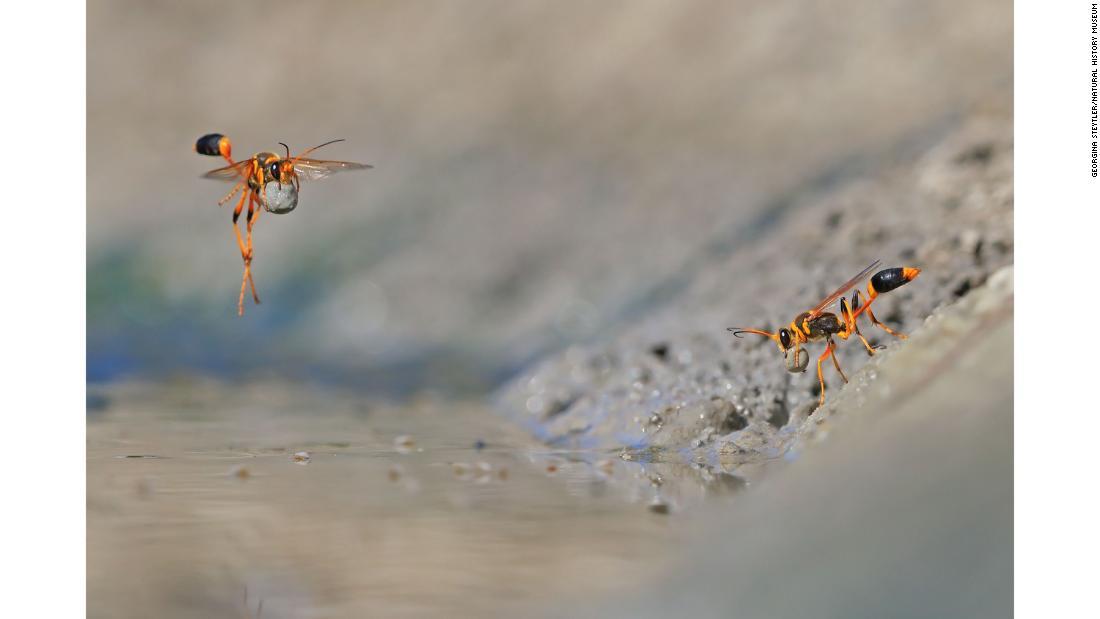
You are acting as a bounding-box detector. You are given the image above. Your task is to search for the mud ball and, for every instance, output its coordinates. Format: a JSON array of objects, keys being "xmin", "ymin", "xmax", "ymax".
[
  {"xmin": 785, "ymin": 347, "xmax": 809, "ymax": 373},
  {"xmin": 263, "ymin": 182, "xmax": 299, "ymax": 214}
]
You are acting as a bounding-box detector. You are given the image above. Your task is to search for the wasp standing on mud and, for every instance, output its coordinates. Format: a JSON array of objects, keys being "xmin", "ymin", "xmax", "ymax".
[
  {"xmin": 194, "ymin": 133, "xmax": 372, "ymax": 316},
  {"xmin": 728, "ymin": 260, "xmax": 921, "ymax": 408}
]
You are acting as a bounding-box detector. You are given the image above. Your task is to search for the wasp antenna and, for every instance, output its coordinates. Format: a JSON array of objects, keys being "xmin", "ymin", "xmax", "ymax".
[
  {"xmin": 278, "ymin": 142, "xmax": 290, "ymax": 158},
  {"xmin": 289, "ymin": 139, "xmax": 347, "ymax": 164},
  {"xmin": 728, "ymin": 327, "xmax": 777, "ymax": 340},
  {"xmin": 309, "ymin": 138, "xmax": 346, "ymax": 152}
]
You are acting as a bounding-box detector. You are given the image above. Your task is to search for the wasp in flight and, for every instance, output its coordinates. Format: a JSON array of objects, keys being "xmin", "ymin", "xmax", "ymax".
[
  {"xmin": 728, "ymin": 260, "xmax": 921, "ymax": 408},
  {"xmin": 195, "ymin": 133, "xmax": 372, "ymax": 316}
]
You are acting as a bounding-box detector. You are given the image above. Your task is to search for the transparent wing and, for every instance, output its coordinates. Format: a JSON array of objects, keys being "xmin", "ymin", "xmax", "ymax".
[
  {"xmin": 201, "ymin": 160, "xmax": 254, "ymax": 182},
  {"xmin": 291, "ymin": 158, "xmax": 373, "ymax": 182},
  {"xmin": 808, "ymin": 260, "xmax": 881, "ymax": 317}
]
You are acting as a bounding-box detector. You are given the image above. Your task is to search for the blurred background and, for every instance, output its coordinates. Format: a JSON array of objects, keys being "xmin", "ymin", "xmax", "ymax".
[{"xmin": 88, "ymin": 0, "xmax": 1011, "ymax": 396}]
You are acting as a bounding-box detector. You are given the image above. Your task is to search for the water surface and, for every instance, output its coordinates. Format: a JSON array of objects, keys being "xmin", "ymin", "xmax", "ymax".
[{"xmin": 88, "ymin": 381, "xmax": 713, "ymax": 618}]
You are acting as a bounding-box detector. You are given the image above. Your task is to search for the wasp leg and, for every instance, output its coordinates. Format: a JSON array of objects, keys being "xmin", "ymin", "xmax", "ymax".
[
  {"xmin": 841, "ymin": 296, "xmax": 879, "ymax": 356},
  {"xmin": 815, "ymin": 343, "xmax": 834, "ymax": 408},
  {"xmin": 853, "ymin": 290, "xmax": 907, "ymax": 340},
  {"xmin": 237, "ymin": 255, "xmax": 260, "ymax": 317},
  {"xmin": 218, "ymin": 181, "xmax": 245, "ymax": 206},
  {"xmin": 231, "ymin": 190, "xmax": 249, "ymax": 262},
  {"xmin": 238, "ymin": 192, "xmax": 262, "ymax": 308},
  {"xmin": 245, "ymin": 193, "xmax": 262, "ymax": 304},
  {"xmin": 246, "ymin": 193, "xmax": 263, "ymax": 238},
  {"xmin": 828, "ymin": 339, "xmax": 848, "ymax": 383},
  {"xmin": 851, "ymin": 321, "xmax": 878, "ymax": 354},
  {"xmin": 229, "ymin": 191, "xmax": 255, "ymax": 316}
]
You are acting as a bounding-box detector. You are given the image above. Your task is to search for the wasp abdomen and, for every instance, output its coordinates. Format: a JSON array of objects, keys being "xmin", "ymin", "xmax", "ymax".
[
  {"xmin": 870, "ymin": 267, "xmax": 921, "ymax": 294},
  {"xmin": 195, "ymin": 133, "xmax": 230, "ymax": 157}
]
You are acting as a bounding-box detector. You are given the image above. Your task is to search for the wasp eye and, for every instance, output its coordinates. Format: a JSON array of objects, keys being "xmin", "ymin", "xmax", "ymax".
[
  {"xmin": 268, "ymin": 162, "xmax": 280, "ymax": 180},
  {"xmin": 779, "ymin": 329, "xmax": 792, "ymax": 349}
]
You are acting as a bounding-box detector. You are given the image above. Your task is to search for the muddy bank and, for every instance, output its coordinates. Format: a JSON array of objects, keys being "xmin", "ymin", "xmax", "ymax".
[
  {"xmin": 495, "ymin": 109, "xmax": 1013, "ymax": 463},
  {"xmin": 584, "ymin": 263, "xmax": 1013, "ymax": 619}
]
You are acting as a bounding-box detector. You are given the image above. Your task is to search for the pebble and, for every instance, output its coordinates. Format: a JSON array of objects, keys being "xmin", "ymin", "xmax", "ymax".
[{"xmin": 394, "ymin": 435, "xmax": 416, "ymax": 454}]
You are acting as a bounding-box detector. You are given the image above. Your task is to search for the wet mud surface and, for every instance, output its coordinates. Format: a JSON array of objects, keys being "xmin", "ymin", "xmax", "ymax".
[
  {"xmin": 495, "ymin": 111, "xmax": 1013, "ymax": 470},
  {"xmin": 88, "ymin": 386, "xmax": 681, "ymax": 618}
]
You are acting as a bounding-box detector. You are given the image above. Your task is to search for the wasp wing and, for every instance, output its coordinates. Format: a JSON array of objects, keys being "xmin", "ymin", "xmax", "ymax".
[
  {"xmin": 201, "ymin": 160, "xmax": 254, "ymax": 182},
  {"xmin": 290, "ymin": 158, "xmax": 373, "ymax": 182},
  {"xmin": 807, "ymin": 260, "xmax": 881, "ymax": 318}
]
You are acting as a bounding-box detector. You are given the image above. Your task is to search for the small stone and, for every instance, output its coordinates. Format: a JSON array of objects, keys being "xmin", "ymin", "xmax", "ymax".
[
  {"xmin": 959, "ymin": 229, "xmax": 983, "ymax": 257},
  {"xmin": 596, "ymin": 459, "xmax": 615, "ymax": 476},
  {"xmin": 394, "ymin": 435, "xmax": 415, "ymax": 454},
  {"xmin": 648, "ymin": 343, "xmax": 670, "ymax": 362},
  {"xmin": 648, "ymin": 500, "xmax": 671, "ymax": 515}
]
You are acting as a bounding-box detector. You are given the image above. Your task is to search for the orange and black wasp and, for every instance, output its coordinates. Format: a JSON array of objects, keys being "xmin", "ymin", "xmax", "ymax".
[
  {"xmin": 195, "ymin": 133, "xmax": 372, "ymax": 316},
  {"xmin": 727, "ymin": 260, "xmax": 921, "ymax": 408}
]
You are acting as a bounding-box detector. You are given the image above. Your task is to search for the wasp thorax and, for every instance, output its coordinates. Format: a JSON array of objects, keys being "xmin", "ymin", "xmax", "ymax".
[{"xmin": 263, "ymin": 181, "xmax": 298, "ymax": 214}]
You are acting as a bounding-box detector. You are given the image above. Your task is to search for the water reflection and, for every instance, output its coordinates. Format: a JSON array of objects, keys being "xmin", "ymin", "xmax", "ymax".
[{"xmin": 88, "ymin": 381, "xmax": 750, "ymax": 618}]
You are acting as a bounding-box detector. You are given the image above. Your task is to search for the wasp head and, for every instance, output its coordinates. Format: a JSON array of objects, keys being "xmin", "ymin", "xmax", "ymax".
[
  {"xmin": 777, "ymin": 328, "xmax": 793, "ymax": 352},
  {"xmin": 260, "ymin": 143, "xmax": 298, "ymax": 188}
]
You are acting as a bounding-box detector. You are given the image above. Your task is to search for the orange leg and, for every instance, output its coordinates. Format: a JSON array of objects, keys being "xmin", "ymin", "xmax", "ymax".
[
  {"xmin": 841, "ymin": 296, "xmax": 879, "ymax": 356},
  {"xmin": 815, "ymin": 344, "xmax": 831, "ymax": 407},
  {"xmin": 231, "ymin": 194, "xmax": 251, "ymax": 317},
  {"xmin": 815, "ymin": 339, "xmax": 847, "ymax": 408},
  {"xmin": 237, "ymin": 259, "xmax": 258, "ymax": 316},
  {"xmin": 829, "ymin": 342, "xmax": 848, "ymax": 383},
  {"xmin": 245, "ymin": 193, "xmax": 262, "ymax": 303},
  {"xmin": 246, "ymin": 193, "xmax": 263, "ymax": 247},
  {"xmin": 218, "ymin": 180, "xmax": 245, "ymax": 206},
  {"xmin": 853, "ymin": 290, "xmax": 907, "ymax": 340},
  {"xmin": 234, "ymin": 192, "xmax": 262, "ymax": 315},
  {"xmin": 853, "ymin": 328, "xmax": 878, "ymax": 354}
]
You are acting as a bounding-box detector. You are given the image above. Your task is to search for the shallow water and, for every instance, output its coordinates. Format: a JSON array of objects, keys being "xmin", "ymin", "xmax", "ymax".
[{"xmin": 87, "ymin": 381, "xmax": 726, "ymax": 618}]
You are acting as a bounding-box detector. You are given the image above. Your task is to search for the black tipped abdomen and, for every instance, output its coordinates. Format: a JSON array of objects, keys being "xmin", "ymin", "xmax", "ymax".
[
  {"xmin": 870, "ymin": 268, "xmax": 909, "ymax": 294},
  {"xmin": 195, "ymin": 133, "xmax": 226, "ymax": 156}
]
